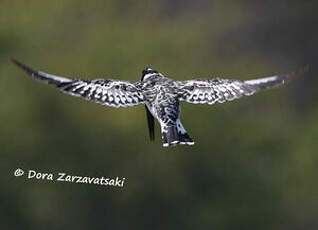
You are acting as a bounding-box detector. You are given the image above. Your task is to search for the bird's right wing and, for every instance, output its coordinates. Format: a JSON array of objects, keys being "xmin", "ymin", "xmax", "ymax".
[
  {"xmin": 12, "ymin": 59, "xmax": 145, "ymax": 108},
  {"xmin": 177, "ymin": 66, "xmax": 308, "ymax": 105}
]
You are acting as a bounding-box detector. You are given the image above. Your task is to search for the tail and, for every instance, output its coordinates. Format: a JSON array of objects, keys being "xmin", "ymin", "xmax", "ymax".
[{"xmin": 161, "ymin": 120, "xmax": 194, "ymax": 147}]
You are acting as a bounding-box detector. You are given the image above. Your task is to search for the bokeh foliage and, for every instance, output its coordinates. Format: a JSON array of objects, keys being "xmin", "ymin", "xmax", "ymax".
[{"xmin": 1, "ymin": 0, "xmax": 317, "ymax": 229}]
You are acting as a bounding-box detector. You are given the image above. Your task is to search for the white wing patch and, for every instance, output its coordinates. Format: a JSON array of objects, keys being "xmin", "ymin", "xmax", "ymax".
[{"xmin": 244, "ymin": 76, "xmax": 278, "ymax": 85}]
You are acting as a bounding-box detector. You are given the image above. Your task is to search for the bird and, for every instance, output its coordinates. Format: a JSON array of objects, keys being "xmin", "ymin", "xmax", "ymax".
[{"xmin": 11, "ymin": 59, "xmax": 308, "ymax": 147}]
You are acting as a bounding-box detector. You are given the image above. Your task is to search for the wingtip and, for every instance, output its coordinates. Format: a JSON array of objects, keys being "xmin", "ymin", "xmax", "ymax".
[
  {"xmin": 10, "ymin": 57, "xmax": 20, "ymax": 66},
  {"xmin": 303, "ymin": 64, "xmax": 310, "ymax": 73},
  {"xmin": 11, "ymin": 57, "xmax": 24, "ymax": 68},
  {"xmin": 284, "ymin": 65, "xmax": 309, "ymax": 84},
  {"xmin": 296, "ymin": 64, "xmax": 309, "ymax": 75},
  {"xmin": 10, "ymin": 58, "xmax": 38, "ymax": 77}
]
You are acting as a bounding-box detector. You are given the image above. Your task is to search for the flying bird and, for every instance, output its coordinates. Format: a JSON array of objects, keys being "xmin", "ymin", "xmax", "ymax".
[{"xmin": 11, "ymin": 59, "xmax": 308, "ymax": 147}]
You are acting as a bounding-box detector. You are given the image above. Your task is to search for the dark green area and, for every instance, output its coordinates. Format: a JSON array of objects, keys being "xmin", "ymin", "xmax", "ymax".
[{"xmin": 1, "ymin": 0, "xmax": 317, "ymax": 229}]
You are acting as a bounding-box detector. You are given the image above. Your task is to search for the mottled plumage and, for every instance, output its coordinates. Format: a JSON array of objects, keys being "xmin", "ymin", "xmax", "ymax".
[{"xmin": 12, "ymin": 59, "xmax": 308, "ymax": 147}]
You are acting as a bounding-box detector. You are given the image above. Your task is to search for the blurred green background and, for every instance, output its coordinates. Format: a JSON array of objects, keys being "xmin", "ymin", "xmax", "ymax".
[{"xmin": 1, "ymin": 0, "xmax": 317, "ymax": 229}]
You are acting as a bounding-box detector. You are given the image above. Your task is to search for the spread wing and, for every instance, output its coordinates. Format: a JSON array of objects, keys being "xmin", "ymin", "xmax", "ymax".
[
  {"xmin": 11, "ymin": 59, "xmax": 144, "ymax": 108},
  {"xmin": 177, "ymin": 66, "xmax": 308, "ymax": 105}
]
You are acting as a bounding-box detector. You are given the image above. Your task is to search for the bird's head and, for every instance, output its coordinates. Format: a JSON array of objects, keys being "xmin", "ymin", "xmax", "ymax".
[{"xmin": 141, "ymin": 67, "xmax": 158, "ymax": 81}]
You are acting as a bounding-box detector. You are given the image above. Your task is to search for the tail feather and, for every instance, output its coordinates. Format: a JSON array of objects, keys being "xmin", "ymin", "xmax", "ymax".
[
  {"xmin": 179, "ymin": 132, "xmax": 194, "ymax": 145},
  {"xmin": 162, "ymin": 121, "xmax": 194, "ymax": 147}
]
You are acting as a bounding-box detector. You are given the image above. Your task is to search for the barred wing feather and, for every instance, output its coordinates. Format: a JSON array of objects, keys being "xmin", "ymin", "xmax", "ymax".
[
  {"xmin": 12, "ymin": 59, "xmax": 144, "ymax": 108},
  {"xmin": 178, "ymin": 66, "xmax": 308, "ymax": 105}
]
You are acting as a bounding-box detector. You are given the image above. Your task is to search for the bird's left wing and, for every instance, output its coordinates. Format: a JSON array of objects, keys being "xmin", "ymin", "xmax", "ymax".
[
  {"xmin": 177, "ymin": 66, "xmax": 308, "ymax": 105},
  {"xmin": 12, "ymin": 59, "xmax": 144, "ymax": 108}
]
